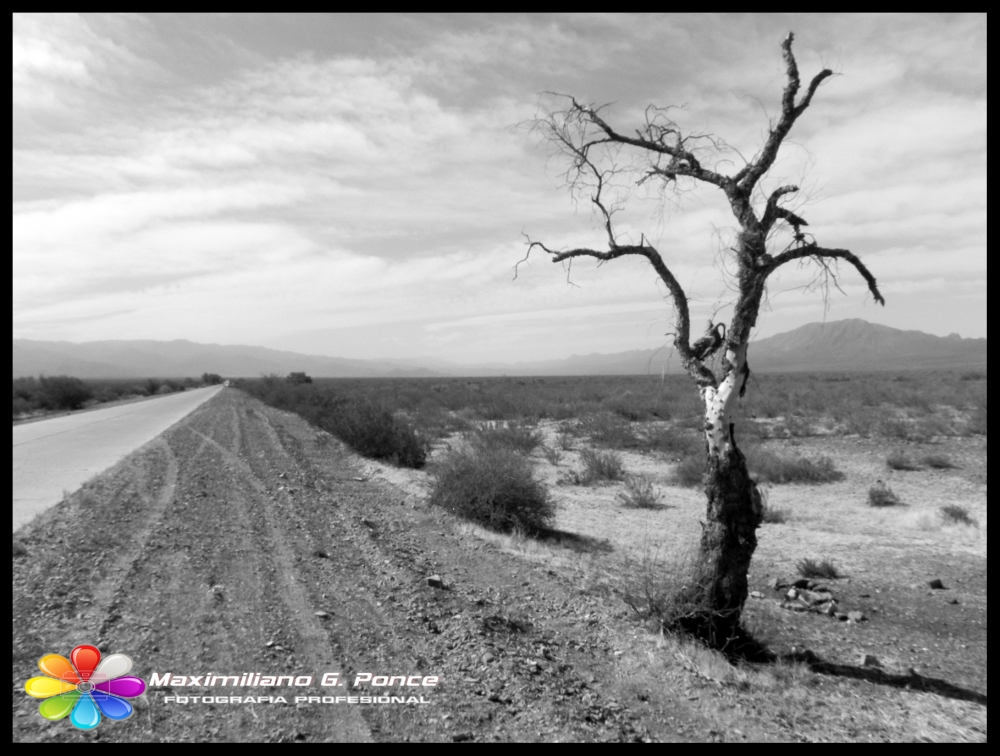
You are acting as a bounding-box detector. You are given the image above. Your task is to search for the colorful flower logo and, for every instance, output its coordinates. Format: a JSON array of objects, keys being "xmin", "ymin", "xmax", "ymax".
[{"xmin": 24, "ymin": 644, "xmax": 146, "ymax": 730}]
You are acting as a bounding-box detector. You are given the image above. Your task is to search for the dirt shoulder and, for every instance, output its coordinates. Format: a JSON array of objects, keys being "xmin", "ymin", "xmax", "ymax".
[{"xmin": 14, "ymin": 389, "xmax": 707, "ymax": 742}]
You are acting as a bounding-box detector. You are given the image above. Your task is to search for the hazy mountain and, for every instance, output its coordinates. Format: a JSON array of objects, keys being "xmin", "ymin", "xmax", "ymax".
[
  {"xmin": 742, "ymin": 319, "xmax": 987, "ymax": 372},
  {"xmin": 486, "ymin": 319, "xmax": 986, "ymax": 375},
  {"xmin": 11, "ymin": 320, "xmax": 986, "ymax": 379},
  {"xmin": 12, "ymin": 339, "xmax": 445, "ymax": 379}
]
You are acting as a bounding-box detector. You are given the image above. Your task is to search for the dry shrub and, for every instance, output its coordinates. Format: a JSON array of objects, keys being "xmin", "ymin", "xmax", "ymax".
[
  {"xmin": 566, "ymin": 448, "xmax": 626, "ymax": 485},
  {"xmin": 939, "ymin": 504, "xmax": 977, "ymax": 526},
  {"xmin": 472, "ymin": 420, "xmax": 543, "ymax": 454},
  {"xmin": 577, "ymin": 412, "xmax": 639, "ymax": 448},
  {"xmin": 621, "ymin": 545, "xmax": 756, "ymax": 653},
  {"xmin": 430, "ymin": 439, "xmax": 554, "ymax": 534},
  {"xmin": 796, "ymin": 557, "xmax": 840, "ymax": 579},
  {"xmin": 672, "ymin": 455, "xmax": 705, "ymax": 488},
  {"xmin": 324, "ymin": 400, "xmax": 429, "ymax": 468},
  {"xmin": 617, "ymin": 474, "xmax": 663, "ymax": 509},
  {"xmin": 748, "ymin": 448, "xmax": 844, "ymax": 485},
  {"xmin": 921, "ymin": 453, "xmax": 957, "ymax": 469},
  {"xmin": 886, "ymin": 450, "xmax": 920, "ymax": 471}
]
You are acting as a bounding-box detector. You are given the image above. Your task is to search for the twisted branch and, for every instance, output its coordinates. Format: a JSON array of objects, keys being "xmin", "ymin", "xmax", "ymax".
[{"xmin": 765, "ymin": 245, "xmax": 886, "ymax": 306}]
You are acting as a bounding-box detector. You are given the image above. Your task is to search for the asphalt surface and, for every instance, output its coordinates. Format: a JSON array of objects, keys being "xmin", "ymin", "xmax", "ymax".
[{"xmin": 12, "ymin": 385, "xmax": 223, "ymax": 532}]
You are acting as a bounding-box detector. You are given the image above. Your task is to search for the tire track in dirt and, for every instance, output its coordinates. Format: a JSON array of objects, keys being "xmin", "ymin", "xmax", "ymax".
[
  {"xmin": 13, "ymin": 391, "xmax": 372, "ymax": 743},
  {"xmin": 15, "ymin": 389, "xmax": 681, "ymax": 742}
]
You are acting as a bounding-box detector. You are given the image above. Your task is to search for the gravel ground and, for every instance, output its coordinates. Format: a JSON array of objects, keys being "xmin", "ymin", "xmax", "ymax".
[
  {"xmin": 13, "ymin": 389, "xmax": 708, "ymax": 742},
  {"xmin": 12, "ymin": 389, "xmax": 986, "ymax": 742}
]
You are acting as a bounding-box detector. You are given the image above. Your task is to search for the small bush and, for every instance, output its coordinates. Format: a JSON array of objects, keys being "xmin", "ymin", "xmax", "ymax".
[
  {"xmin": 555, "ymin": 426, "xmax": 576, "ymax": 450},
  {"xmin": 472, "ymin": 420, "xmax": 543, "ymax": 454},
  {"xmin": 748, "ymin": 449, "xmax": 845, "ymax": 485},
  {"xmin": 13, "ymin": 396, "xmax": 38, "ymax": 418},
  {"xmin": 638, "ymin": 425, "xmax": 704, "ymax": 458},
  {"xmin": 617, "ymin": 474, "xmax": 663, "ymax": 509},
  {"xmin": 577, "ymin": 412, "xmax": 639, "ymax": 448},
  {"xmin": 430, "ymin": 441, "xmax": 554, "ymax": 534},
  {"xmin": 38, "ymin": 375, "xmax": 93, "ymax": 410},
  {"xmin": 577, "ymin": 448, "xmax": 626, "ymax": 484},
  {"xmin": 323, "ymin": 400, "xmax": 429, "ymax": 468},
  {"xmin": 286, "ymin": 372, "xmax": 313, "ymax": 385},
  {"xmin": 886, "ymin": 450, "xmax": 919, "ymax": 470},
  {"xmin": 541, "ymin": 445, "xmax": 562, "ymax": 466},
  {"xmin": 760, "ymin": 503, "xmax": 790, "ymax": 524},
  {"xmin": 868, "ymin": 480, "xmax": 902, "ymax": 507},
  {"xmin": 921, "ymin": 453, "xmax": 957, "ymax": 469},
  {"xmin": 796, "ymin": 558, "xmax": 840, "ymax": 579},
  {"xmin": 672, "ymin": 455, "xmax": 705, "ymax": 488},
  {"xmin": 620, "ymin": 547, "xmax": 742, "ymax": 647},
  {"xmin": 939, "ymin": 504, "xmax": 977, "ymax": 526}
]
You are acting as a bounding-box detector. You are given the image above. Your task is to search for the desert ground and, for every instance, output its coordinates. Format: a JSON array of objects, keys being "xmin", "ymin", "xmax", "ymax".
[{"xmin": 12, "ymin": 378, "xmax": 986, "ymax": 742}]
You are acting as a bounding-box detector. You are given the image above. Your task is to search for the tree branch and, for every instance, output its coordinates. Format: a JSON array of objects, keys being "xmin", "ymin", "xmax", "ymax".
[
  {"xmin": 760, "ymin": 184, "xmax": 800, "ymax": 233},
  {"xmin": 519, "ymin": 237, "xmax": 717, "ymax": 388},
  {"xmin": 766, "ymin": 244, "xmax": 885, "ymax": 305},
  {"xmin": 732, "ymin": 33, "xmax": 833, "ymax": 194},
  {"xmin": 565, "ymin": 98, "xmax": 733, "ymax": 189}
]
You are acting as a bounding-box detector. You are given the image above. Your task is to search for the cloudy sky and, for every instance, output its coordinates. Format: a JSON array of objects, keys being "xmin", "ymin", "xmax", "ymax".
[{"xmin": 13, "ymin": 14, "xmax": 986, "ymax": 364}]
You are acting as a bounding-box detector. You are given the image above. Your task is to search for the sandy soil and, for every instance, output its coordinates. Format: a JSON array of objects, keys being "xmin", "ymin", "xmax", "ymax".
[{"xmin": 13, "ymin": 390, "xmax": 987, "ymax": 742}]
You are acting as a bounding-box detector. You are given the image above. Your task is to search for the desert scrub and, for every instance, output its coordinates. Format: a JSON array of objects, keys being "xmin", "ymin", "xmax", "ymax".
[
  {"xmin": 796, "ymin": 558, "xmax": 840, "ymax": 579},
  {"xmin": 939, "ymin": 504, "xmax": 977, "ymax": 526},
  {"xmin": 574, "ymin": 448, "xmax": 626, "ymax": 484},
  {"xmin": 747, "ymin": 448, "xmax": 845, "ymax": 484},
  {"xmin": 886, "ymin": 450, "xmax": 920, "ymax": 471},
  {"xmin": 541, "ymin": 444, "xmax": 563, "ymax": 466},
  {"xmin": 759, "ymin": 488, "xmax": 790, "ymax": 523},
  {"xmin": 921, "ymin": 453, "xmax": 957, "ymax": 469},
  {"xmin": 617, "ymin": 474, "xmax": 663, "ymax": 509},
  {"xmin": 671, "ymin": 455, "xmax": 705, "ymax": 488},
  {"xmin": 868, "ymin": 480, "xmax": 902, "ymax": 507},
  {"xmin": 471, "ymin": 420, "xmax": 543, "ymax": 454},
  {"xmin": 637, "ymin": 424, "xmax": 704, "ymax": 458},
  {"xmin": 429, "ymin": 440, "xmax": 554, "ymax": 534},
  {"xmin": 577, "ymin": 412, "xmax": 639, "ymax": 448},
  {"xmin": 323, "ymin": 400, "xmax": 429, "ymax": 468}
]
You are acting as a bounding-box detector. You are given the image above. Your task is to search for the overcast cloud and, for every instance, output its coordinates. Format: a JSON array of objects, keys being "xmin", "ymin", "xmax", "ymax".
[{"xmin": 13, "ymin": 14, "xmax": 987, "ymax": 363}]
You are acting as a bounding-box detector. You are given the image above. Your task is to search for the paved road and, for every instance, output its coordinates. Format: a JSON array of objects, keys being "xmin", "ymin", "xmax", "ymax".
[{"xmin": 12, "ymin": 385, "xmax": 223, "ymax": 532}]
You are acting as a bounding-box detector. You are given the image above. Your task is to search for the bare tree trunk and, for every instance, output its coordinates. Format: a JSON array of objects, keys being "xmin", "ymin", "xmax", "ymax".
[
  {"xmin": 686, "ymin": 239, "xmax": 766, "ymax": 647},
  {"xmin": 524, "ymin": 36, "xmax": 885, "ymax": 651},
  {"xmin": 690, "ymin": 442, "xmax": 763, "ymax": 646}
]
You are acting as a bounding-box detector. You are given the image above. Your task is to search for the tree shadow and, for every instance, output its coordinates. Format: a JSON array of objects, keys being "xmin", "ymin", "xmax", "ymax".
[
  {"xmin": 783, "ymin": 650, "xmax": 987, "ymax": 707},
  {"xmin": 534, "ymin": 527, "xmax": 614, "ymax": 554}
]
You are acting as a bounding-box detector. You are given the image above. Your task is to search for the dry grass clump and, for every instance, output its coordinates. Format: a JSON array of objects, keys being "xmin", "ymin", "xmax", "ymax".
[
  {"xmin": 868, "ymin": 480, "xmax": 902, "ymax": 507},
  {"xmin": 886, "ymin": 450, "xmax": 920, "ymax": 470},
  {"xmin": 760, "ymin": 502, "xmax": 790, "ymax": 524},
  {"xmin": 430, "ymin": 436, "xmax": 554, "ymax": 534},
  {"xmin": 747, "ymin": 448, "xmax": 845, "ymax": 484},
  {"xmin": 616, "ymin": 474, "xmax": 663, "ymax": 509},
  {"xmin": 671, "ymin": 455, "xmax": 705, "ymax": 488},
  {"xmin": 576, "ymin": 412, "xmax": 640, "ymax": 448},
  {"xmin": 471, "ymin": 420, "xmax": 543, "ymax": 454},
  {"xmin": 921, "ymin": 453, "xmax": 957, "ymax": 469},
  {"xmin": 637, "ymin": 425, "xmax": 704, "ymax": 458},
  {"xmin": 541, "ymin": 444, "xmax": 563, "ymax": 466},
  {"xmin": 561, "ymin": 448, "xmax": 627, "ymax": 485},
  {"xmin": 939, "ymin": 504, "xmax": 977, "ymax": 527},
  {"xmin": 796, "ymin": 557, "xmax": 840, "ymax": 579}
]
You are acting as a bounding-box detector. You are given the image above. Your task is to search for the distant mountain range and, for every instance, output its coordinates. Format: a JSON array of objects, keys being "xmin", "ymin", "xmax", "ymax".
[{"xmin": 12, "ymin": 319, "xmax": 986, "ymax": 379}]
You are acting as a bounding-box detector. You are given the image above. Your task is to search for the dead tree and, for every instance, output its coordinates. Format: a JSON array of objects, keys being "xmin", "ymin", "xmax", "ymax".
[{"xmin": 519, "ymin": 33, "xmax": 884, "ymax": 649}]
